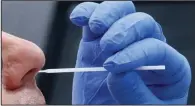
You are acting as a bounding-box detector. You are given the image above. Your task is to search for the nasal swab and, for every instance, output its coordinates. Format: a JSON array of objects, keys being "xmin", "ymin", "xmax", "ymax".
[{"xmin": 39, "ymin": 65, "xmax": 165, "ymax": 73}]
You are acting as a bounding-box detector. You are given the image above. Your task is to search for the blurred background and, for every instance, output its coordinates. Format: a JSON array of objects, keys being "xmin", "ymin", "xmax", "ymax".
[{"xmin": 2, "ymin": 1, "xmax": 195, "ymax": 105}]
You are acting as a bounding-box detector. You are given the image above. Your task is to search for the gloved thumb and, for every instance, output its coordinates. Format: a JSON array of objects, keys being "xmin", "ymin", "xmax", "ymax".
[{"xmin": 107, "ymin": 72, "xmax": 163, "ymax": 104}]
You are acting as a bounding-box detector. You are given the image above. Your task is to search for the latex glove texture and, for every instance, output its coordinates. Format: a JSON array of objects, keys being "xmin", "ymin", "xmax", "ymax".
[{"xmin": 70, "ymin": 1, "xmax": 191, "ymax": 105}]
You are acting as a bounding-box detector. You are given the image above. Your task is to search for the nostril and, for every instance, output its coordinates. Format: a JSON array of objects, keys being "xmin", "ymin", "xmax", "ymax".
[
  {"xmin": 3, "ymin": 68, "xmax": 39, "ymax": 90},
  {"xmin": 21, "ymin": 68, "xmax": 38, "ymax": 85}
]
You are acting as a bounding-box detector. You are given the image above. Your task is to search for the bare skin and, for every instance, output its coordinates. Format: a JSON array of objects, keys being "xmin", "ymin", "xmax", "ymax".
[{"xmin": 2, "ymin": 31, "xmax": 46, "ymax": 104}]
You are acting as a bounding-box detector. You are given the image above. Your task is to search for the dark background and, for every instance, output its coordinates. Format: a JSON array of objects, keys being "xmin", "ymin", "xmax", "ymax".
[{"xmin": 2, "ymin": 1, "xmax": 195, "ymax": 105}]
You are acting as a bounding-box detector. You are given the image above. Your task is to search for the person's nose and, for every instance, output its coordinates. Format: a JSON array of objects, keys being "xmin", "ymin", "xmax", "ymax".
[{"xmin": 2, "ymin": 32, "xmax": 45, "ymax": 90}]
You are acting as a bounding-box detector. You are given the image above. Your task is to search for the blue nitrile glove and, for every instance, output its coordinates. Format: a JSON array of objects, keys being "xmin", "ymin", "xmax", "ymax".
[{"xmin": 70, "ymin": 1, "xmax": 191, "ymax": 105}]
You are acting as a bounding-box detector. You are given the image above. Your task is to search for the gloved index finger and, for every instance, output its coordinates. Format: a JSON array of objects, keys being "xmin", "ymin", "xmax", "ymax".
[
  {"xmin": 70, "ymin": 2, "xmax": 98, "ymax": 26},
  {"xmin": 89, "ymin": 1, "xmax": 136, "ymax": 35}
]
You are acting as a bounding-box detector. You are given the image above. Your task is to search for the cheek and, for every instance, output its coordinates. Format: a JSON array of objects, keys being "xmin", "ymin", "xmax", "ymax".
[
  {"xmin": 2, "ymin": 84, "xmax": 46, "ymax": 104},
  {"xmin": 2, "ymin": 87, "xmax": 21, "ymax": 104}
]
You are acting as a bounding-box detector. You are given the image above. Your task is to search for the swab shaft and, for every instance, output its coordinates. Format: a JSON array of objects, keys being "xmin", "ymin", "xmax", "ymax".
[{"xmin": 39, "ymin": 65, "xmax": 165, "ymax": 73}]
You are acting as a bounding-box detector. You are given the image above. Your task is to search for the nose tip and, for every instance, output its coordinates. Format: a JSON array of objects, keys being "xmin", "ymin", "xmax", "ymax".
[
  {"xmin": 22, "ymin": 40, "xmax": 46, "ymax": 72},
  {"xmin": 2, "ymin": 32, "xmax": 45, "ymax": 90}
]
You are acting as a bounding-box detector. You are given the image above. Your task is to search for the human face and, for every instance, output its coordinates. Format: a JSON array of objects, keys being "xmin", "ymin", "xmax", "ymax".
[{"xmin": 2, "ymin": 31, "xmax": 46, "ymax": 104}]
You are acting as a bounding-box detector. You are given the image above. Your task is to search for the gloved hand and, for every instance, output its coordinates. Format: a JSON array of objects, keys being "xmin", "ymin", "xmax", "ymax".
[{"xmin": 70, "ymin": 1, "xmax": 191, "ymax": 105}]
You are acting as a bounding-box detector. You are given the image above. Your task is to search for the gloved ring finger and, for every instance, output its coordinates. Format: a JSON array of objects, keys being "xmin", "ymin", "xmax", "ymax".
[{"xmin": 100, "ymin": 12, "xmax": 166, "ymax": 54}]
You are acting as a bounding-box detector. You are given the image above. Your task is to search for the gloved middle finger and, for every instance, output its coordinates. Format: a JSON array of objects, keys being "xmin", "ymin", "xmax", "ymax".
[{"xmin": 89, "ymin": 1, "xmax": 136, "ymax": 35}]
